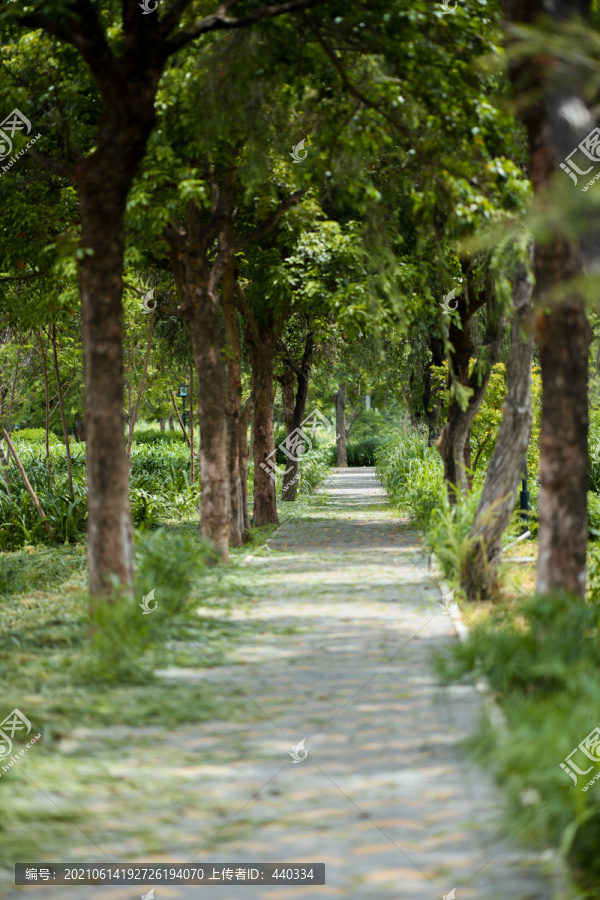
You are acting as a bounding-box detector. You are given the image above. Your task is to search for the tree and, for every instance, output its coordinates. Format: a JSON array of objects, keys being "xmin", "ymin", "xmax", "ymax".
[
  {"xmin": 505, "ymin": 0, "xmax": 593, "ymax": 596},
  {"xmin": 462, "ymin": 241, "xmax": 535, "ymax": 600},
  {"xmin": 276, "ymin": 327, "xmax": 314, "ymax": 499},
  {"xmin": 6, "ymin": 0, "xmax": 327, "ymax": 597}
]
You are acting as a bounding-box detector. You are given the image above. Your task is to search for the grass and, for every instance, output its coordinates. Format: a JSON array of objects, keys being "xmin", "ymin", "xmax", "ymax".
[
  {"xmin": 0, "ymin": 444, "xmax": 336, "ymax": 879},
  {"xmin": 0, "ymin": 496, "xmax": 319, "ymax": 876}
]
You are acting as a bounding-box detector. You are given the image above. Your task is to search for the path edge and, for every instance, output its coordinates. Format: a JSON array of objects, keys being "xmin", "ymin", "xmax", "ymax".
[{"xmin": 431, "ymin": 553, "xmax": 578, "ymax": 900}]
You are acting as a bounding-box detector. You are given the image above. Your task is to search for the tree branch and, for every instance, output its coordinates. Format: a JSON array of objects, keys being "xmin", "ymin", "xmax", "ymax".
[
  {"xmin": 164, "ymin": 0, "xmax": 327, "ymax": 56},
  {"xmin": 231, "ymin": 190, "xmax": 304, "ymax": 252},
  {"xmin": 304, "ymin": 19, "xmax": 407, "ymax": 135},
  {"xmin": 235, "ymin": 281, "xmax": 262, "ymax": 348},
  {"xmin": 27, "ymin": 149, "xmax": 73, "ymax": 178},
  {"xmin": 160, "ymin": 0, "xmax": 238, "ymax": 42},
  {"xmin": 275, "ymin": 339, "xmax": 306, "ymax": 381},
  {"xmin": 20, "ymin": 1, "xmax": 115, "ymax": 79}
]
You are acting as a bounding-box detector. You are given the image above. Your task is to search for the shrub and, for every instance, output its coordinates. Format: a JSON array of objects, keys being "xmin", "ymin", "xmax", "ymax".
[
  {"xmin": 435, "ymin": 589, "xmax": 600, "ymax": 891},
  {"xmin": 129, "ymin": 428, "xmax": 186, "ymax": 444},
  {"xmin": 11, "ymin": 428, "xmax": 61, "ymax": 446},
  {"xmin": 80, "ymin": 529, "xmax": 211, "ymax": 684},
  {"xmin": 376, "ymin": 427, "xmax": 446, "ymax": 529}
]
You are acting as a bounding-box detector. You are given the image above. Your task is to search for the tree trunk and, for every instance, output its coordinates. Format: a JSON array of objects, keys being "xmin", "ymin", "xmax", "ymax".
[
  {"xmin": 462, "ymin": 248, "xmax": 535, "ymax": 601},
  {"xmin": 51, "ymin": 323, "xmax": 75, "ymax": 502},
  {"xmin": 506, "ymin": 0, "xmax": 592, "ymax": 597},
  {"xmin": 425, "ymin": 336, "xmax": 445, "ymax": 446},
  {"xmin": 280, "ymin": 367, "xmax": 299, "ymax": 499},
  {"xmin": 279, "ymin": 331, "xmax": 314, "ymax": 500},
  {"xmin": 335, "ymin": 385, "xmax": 348, "ymax": 467},
  {"xmin": 222, "ymin": 248, "xmax": 245, "ymax": 545},
  {"xmin": 239, "ymin": 397, "xmax": 252, "ymax": 536},
  {"xmin": 437, "ymin": 266, "xmax": 493, "ymax": 500},
  {"xmin": 185, "ymin": 295, "xmax": 230, "ymax": 562},
  {"xmin": 249, "ymin": 337, "xmax": 278, "ymax": 525},
  {"xmin": 537, "ymin": 302, "xmax": 590, "ymax": 595}
]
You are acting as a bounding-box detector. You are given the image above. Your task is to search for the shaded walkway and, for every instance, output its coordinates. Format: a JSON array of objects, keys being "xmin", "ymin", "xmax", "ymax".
[{"xmin": 5, "ymin": 468, "xmax": 550, "ymax": 900}]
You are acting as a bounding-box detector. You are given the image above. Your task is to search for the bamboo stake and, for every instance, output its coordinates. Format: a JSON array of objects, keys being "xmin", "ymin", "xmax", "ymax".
[
  {"xmin": 127, "ymin": 311, "xmax": 154, "ymax": 461},
  {"xmin": 2, "ymin": 428, "xmax": 52, "ymax": 536}
]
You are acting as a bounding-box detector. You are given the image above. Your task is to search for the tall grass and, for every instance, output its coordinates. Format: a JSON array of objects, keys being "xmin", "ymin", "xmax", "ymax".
[{"xmin": 0, "ymin": 440, "xmax": 198, "ymax": 549}]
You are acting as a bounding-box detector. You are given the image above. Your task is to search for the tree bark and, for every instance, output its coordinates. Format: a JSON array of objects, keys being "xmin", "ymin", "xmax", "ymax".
[
  {"xmin": 424, "ymin": 336, "xmax": 445, "ymax": 446},
  {"xmin": 239, "ymin": 396, "xmax": 252, "ymax": 536},
  {"xmin": 223, "ymin": 244, "xmax": 245, "ymax": 545},
  {"xmin": 185, "ymin": 297, "xmax": 230, "ymax": 562},
  {"xmin": 462, "ymin": 248, "xmax": 535, "ymax": 601},
  {"xmin": 277, "ymin": 332, "xmax": 314, "ymax": 500},
  {"xmin": 335, "ymin": 384, "xmax": 348, "ymax": 467},
  {"xmin": 536, "ymin": 302, "xmax": 590, "ymax": 595},
  {"xmin": 51, "ymin": 323, "xmax": 75, "ymax": 502},
  {"xmin": 249, "ymin": 334, "xmax": 279, "ymax": 525},
  {"xmin": 506, "ymin": 0, "xmax": 592, "ymax": 597},
  {"xmin": 437, "ymin": 266, "xmax": 495, "ymax": 499}
]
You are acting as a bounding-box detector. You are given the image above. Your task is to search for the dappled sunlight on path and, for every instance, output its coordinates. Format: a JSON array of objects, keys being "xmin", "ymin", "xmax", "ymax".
[{"xmin": 5, "ymin": 468, "xmax": 550, "ymax": 900}]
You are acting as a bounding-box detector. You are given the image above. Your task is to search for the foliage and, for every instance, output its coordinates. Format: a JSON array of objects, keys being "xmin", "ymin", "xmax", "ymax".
[
  {"xmin": 130, "ymin": 428, "xmax": 186, "ymax": 445},
  {"xmin": 81, "ymin": 529, "xmax": 211, "ymax": 685},
  {"xmin": 12, "ymin": 428, "xmax": 61, "ymax": 446},
  {"xmin": 429, "ymin": 361, "xmax": 542, "ymax": 481},
  {"xmin": 435, "ymin": 587, "xmax": 600, "ymax": 893},
  {"xmin": 0, "ymin": 442, "xmax": 198, "ymax": 549},
  {"xmin": 376, "ymin": 427, "xmax": 446, "ymax": 531}
]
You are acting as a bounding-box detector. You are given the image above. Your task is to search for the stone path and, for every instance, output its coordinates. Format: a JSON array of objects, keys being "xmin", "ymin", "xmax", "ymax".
[{"xmin": 7, "ymin": 469, "xmax": 551, "ymax": 900}]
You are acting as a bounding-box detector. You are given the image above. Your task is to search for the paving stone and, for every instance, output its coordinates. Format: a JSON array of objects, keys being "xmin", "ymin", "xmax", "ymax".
[{"xmin": 3, "ymin": 469, "xmax": 551, "ymax": 900}]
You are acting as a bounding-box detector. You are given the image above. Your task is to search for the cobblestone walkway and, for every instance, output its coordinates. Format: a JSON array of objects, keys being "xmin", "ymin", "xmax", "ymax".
[{"xmin": 7, "ymin": 469, "xmax": 551, "ymax": 900}]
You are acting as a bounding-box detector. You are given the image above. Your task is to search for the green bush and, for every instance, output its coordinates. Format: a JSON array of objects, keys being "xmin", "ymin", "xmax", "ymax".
[
  {"xmin": 0, "ymin": 442, "xmax": 198, "ymax": 549},
  {"xmin": 346, "ymin": 435, "xmax": 383, "ymax": 466},
  {"xmin": 12, "ymin": 428, "xmax": 61, "ymax": 446},
  {"xmin": 80, "ymin": 528, "xmax": 211, "ymax": 684},
  {"xmin": 376, "ymin": 427, "xmax": 446, "ymax": 529},
  {"xmin": 436, "ymin": 589, "xmax": 600, "ymax": 893},
  {"xmin": 129, "ymin": 428, "xmax": 186, "ymax": 444}
]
